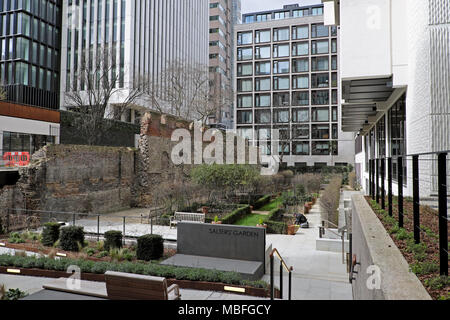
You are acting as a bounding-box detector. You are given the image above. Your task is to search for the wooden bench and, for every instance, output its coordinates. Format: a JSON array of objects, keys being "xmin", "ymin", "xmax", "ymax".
[
  {"xmin": 170, "ymin": 212, "xmax": 205, "ymax": 228},
  {"xmin": 105, "ymin": 271, "xmax": 181, "ymax": 300}
]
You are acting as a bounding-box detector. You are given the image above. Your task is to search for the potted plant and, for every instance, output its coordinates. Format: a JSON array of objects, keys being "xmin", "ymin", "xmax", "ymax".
[
  {"xmin": 287, "ymin": 224, "xmax": 299, "ymax": 235},
  {"xmin": 304, "ymin": 204, "xmax": 310, "ymax": 214},
  {"xmin": 212, "ymin": 216, "xmax": 222, "ymax": 225},
  {"xmin": 256, "ymin": 218, "xmax": 267, "ymax": 228}
]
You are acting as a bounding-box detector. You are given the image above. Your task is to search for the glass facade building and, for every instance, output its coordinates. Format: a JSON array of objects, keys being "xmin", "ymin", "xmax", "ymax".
[{"xmin": 0, "ymin": 0, "xmax": 62, "ymax": 109}]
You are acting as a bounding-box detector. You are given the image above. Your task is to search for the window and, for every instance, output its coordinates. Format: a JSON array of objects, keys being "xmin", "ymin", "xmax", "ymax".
[
  {"xmin": 311, "ymin": 56, "xmax": 329, "ymax": 71},
  {"xmin": 292, "ymin": 42, "xmax": 308, "ymax": 56},
  {"xmin": 258, "ymin": 127, "xmax": 271, "ymax": 140},
  {"xmin": 292, "ymin": 58, "xmax": 309, "ymax": 73},
  {"xmin": 237, "ymin": 111, "xmax": 253, "ymax": 124},
  {"xmin": 332, "ymin": 90, "xmax": 338, "ymax": 104},
  {"xmin": 237, "ymin": 95, "xmax": 252, "ymax": 108},
  {"xmin": 293, "ymin": 142, "xmax": 310, "ymax": 155},
  {"xmin": 332, "ymin": 124, "xmax": 338, "ymax": 139},
  {"xmin": 292, "ymin": 25, "xmax": 308, "ymax": 40},
  {"xmin": 244, "ymin": 15, "xmax": 255, "ymax": 23},
  {"xmin": 273, "ymin": 44, "xmax": 289, "ymax": 58},
  {"xmin": 292, "ymin": 75, "xmax": 309, "ymax": 89},
  {"xmin": 256, "ymin": 14, "xmax": 271, "ymax": 22},
  {"xmin": 292, "ymin": 109, "xmax": 309, "ymax": 123},
  {"xmin": 312, "ymin": 107, "xmax": 329, "ymax": 121},
  {"xmin": 237, "ymin": 79, "xmax": 252, "ymax": 92},
  {"xmin": 255, "ymin": 30, "xmax": 270, "ymax": 43},
  {"xmin": 377, "ymin": 115, "xmax": 386, "ymax": 157},
  {"xmin": 237, "ymin": 47, "xmax": 253, "ymax": 61},
  {"xmin": 312, "ymin": 40, "xmax": 329, "ymax": 54},
  {"xmin": 311, "ymin": 7, "xmax": 324, "ymax": 16},
  {"xmin": 311, "ymin": 73, "xmax": 329, "ymax": 88},
  {"xmin": 292, "ymin": 125, "xmax": 310, "ymax": 140},
  {"xmin": 255, "ymin": 77, "xmax": 271, "ymax": 91},
  {"xmin": 255, "ymin": 94, "xmax": 271, "ymax": 107},
  {"xmin": 312, "ymin": 141, "xmax": 330, "ymax": 155},
  {"xmin": 273, "ymin": 28, "xmax": 289, "ymax": 42},
  {"xmin": 274, "ymin": 11, "xmax": 289, "ymax": 20},
  {"xmin": 238, "ymin": 128, "xmax": 253, "ymax": 140},
  {"xmin": 273, "ymin": 110, "xmax": 289, "ymax": 123},
  {"xmin": 237, "ymin": 31, "xmax": 253, "ymax": 45},
  {"xmin": 273, "ymin": 76, "xmax": 290, "ymax": 90},
  {"xmin": 273, "ymin": 92, "xmax": 290, "ymax": 107},
  {"xmin": 292, "ymin": 91, "xmax": 309, "ymax": 106},
  {"xmin": 311, "ymin": 24, "xmax": 329, "ymax": 38},
  {"xmin": 255, "ymin": 61, "xmax": 271, "ymax": 75},
  {"xmin": 255, "ymin": 110, "xmax": 271, "ymax": 124},
  {"xmin": 332, "ymin": 73, "xmax": 338, "ymax": 87},
  {"xmin": 331, "ymin": 56, "xmax": 338, "ymax": 70},
  {"xmin": 312, "ymin": 124, "xmax": 330, "ymax": 139},
  {"xmin": 332, "ymin": 107, "xmax": 338, "ymax": 122},
  {"xmin": 312, "ymin": 91, "xmax": 330, "ymax": 105},
  {"xmin": 255, "ymin": 46, "xmax": 270, "ymax": 59},
  {"xmin": 390, "ymin": 95, "xmax": 407, "ymax": 180},
  {"xmin": 331, "ymin": 39, "xmax": 337, "ymax": 53},
  {"xmin": 331, "ymin": 26, "xmax": 337, "ymax": 36},
  {"xmin": 273, "ymin": 60, "xmax": 289, "ymax": 74},
  {"xmin": 293, "ymin": 9, "xmax": 310, "ymax": 17},
  {"xmin": 237, "ymin": 63, "xmax": 253, "ymax": 76}
]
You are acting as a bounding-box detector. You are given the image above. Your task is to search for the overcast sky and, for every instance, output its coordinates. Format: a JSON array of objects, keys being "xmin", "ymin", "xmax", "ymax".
[{"xmin": 241, "ymin": 0, "xmax": 322, "ymax": 14}]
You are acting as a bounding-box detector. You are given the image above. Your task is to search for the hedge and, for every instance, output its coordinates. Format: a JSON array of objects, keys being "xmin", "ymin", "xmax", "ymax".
[
  {"xmin": 253, "ymin": 195, "xmax": 272, "ymax": 210},
  {"xmin": 266, "ymin": 221, "xmax": 288, "ymax": 235},
  {"xmin": 0, "ymin": 254, "xmax": 268, "ymax": 289},
  {"xmin": 104, "ymin": 231, "xmax": 123, "ymax": 251},
  {"xmin": 59, "ymin": 226, "xmax": 85, "ymax": 252},
  {"xmin": 267, "ymin": 208, "xmax": 283, "ymax": 221},
  {"xmin": 137, "ymin": 234, "xmax": 164, "ymax": 261},
  {"xmin": 41, "ymin": 223, "xmax": 61, "ymax": 247},
  {"xmin": 221, "ymin": 205, "xmax": 252, "ymax": 225}
]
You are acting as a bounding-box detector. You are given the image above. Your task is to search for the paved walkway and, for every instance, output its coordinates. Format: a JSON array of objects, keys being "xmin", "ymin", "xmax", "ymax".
[{"xmin": 263, "ymin": 200, "xmax": 353, "ymax": 300}]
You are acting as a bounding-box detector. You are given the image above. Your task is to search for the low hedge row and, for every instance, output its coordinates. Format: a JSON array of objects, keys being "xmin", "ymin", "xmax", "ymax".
[
  {"xmin": 253, "ymin": 195, "xmax": 272, "ymax": 210},
  {"xmin": 0, "ymin": 254, "xmax": 268, "ymax": 289},
  {"xmin": 221, "ymin": 205, "xmax": 252, "ymax": 225},
  {"xmin": 265, "ymin": 208, "xmax": 287, "ymax": 234}
]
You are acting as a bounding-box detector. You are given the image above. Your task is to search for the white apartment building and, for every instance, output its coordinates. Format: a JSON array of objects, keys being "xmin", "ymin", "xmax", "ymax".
[
  {"xmin": 323, "ymin": 0, "xmax": 450, "ymax": 197},
  {"xmin": 60, "ymin": 0, "xmax": 209, "ymax": 123},
  {"xmin": 234, "ymin": 4, "xmax": 355, "ymax": 168}
]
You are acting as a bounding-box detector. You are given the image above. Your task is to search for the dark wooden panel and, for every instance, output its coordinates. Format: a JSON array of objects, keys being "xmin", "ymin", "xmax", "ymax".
[{"xmin": 0, "ymin": 101, "xmax": 60, "ymax": 124}]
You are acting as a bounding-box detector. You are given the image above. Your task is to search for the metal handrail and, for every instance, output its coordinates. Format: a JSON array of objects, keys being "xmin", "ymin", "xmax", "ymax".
[
  {"xmin": 269, "ymin": 248, "xmax": 294, "ymax": 300},
  {"xmin": 321, "ymin": 219, "xmax": 339, "ymax": 229}
]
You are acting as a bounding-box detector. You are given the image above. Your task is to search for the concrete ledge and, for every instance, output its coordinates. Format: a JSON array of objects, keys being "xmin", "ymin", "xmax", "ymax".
[
  {"xmin": 351, "ymin": 195, "xmax": 431, "ymax": 300},
  {"xmin": 316, "ymin": 238, "xmax": 349, "ymax": 253}
]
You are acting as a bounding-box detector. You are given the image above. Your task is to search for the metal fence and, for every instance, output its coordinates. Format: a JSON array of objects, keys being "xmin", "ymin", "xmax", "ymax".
[
  {"xmin": 1, "ymin": 207, "xmax": 171, "ymax": 243},
  {"xmin": 369, "ymin": 150, "xmax": 449, "ymax": 276}
]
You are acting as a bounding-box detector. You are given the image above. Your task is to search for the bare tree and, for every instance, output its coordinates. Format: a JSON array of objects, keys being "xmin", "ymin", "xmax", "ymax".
[
  {"xmin": 150, "ymin": 60, "xmax": 231, "ymax": 124},
  {"xmin": 64, "ymin": 46, "xmax": 150, "ymax": 145}
]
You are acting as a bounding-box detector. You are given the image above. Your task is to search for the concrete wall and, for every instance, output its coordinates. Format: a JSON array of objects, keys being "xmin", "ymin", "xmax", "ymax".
[{"xmin": 351, "ymin": 194, "xmax": 431, "ymax": 300}]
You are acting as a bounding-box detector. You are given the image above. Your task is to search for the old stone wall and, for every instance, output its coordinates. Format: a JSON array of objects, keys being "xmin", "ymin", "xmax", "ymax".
[{"xmin": 16, "ymin": 144, "xmax": 135, "ymax": 214}]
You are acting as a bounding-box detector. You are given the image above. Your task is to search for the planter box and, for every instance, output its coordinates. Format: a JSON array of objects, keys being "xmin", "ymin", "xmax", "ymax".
[{"xmin": 0, "ymin": 266, "xmax": 279, "ymax": 298}]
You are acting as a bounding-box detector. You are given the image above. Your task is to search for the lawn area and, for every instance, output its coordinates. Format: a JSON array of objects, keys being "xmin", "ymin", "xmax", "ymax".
[
  {"xmin": 258, "ymin": 197, "xmax": 283, "ymax": 211},
  {"xmin": 235, "ymin": 214, "xmax": 267, "ymax": 227}
]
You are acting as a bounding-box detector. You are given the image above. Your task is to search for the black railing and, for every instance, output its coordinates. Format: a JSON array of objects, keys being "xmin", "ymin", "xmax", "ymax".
[
  {"xmin": 369, "ymin": 150, "xmax": 449, "ymax": 276},
  {"xmin": 1, "ymin": 207, "xmax": 169, "ymax": 242},
  {"xmin": 269, "ymin": 248, "xmax": 293, "ymax": 300}
]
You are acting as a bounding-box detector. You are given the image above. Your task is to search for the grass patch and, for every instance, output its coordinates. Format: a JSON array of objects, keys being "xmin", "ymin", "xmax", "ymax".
[
  {"xmin": 235, "ymin": 214, "xmax": 267, "ymax": 227},
  {"xmin": 259, "ymin": 197, "xmax": 283, "ymax": 211}
]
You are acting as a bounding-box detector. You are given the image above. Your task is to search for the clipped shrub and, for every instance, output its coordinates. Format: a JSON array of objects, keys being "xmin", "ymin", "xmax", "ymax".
[
  {"xmin": 137, "ymin": 234, "xmax": 164, "ymax": 261},
  {"xmin": 41, "ymin": 222, "xmax": 61, "ymax": 247},
  {"xmin": 254, "ymin": 195, "xmax": 272, "ymax": 210},
  {"xmin": 59, "ymin": 226, "xmax": 85, "ymax": 252},
  {"xmin": 104, "ymin": 230, "xmax": 123, "ymax": 251},
  {"xmin": 221, "ymin": 205, "xmax": 251, "ymax": 225},
  {"xmin": 266, "ymin": 220, "xmax": 287, "ymax": 234}
]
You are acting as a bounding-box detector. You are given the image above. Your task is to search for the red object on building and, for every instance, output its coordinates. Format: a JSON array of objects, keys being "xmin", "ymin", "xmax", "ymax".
[{"xmin": 2, "ymin": 152, "xmax": 30, "ymax": 167}]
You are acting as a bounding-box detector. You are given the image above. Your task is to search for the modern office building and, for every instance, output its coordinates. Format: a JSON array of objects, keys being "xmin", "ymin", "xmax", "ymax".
[
  {"xmin": 208, "ymin": 0, "xmax": 241, "ymax": 129},
  {"xmin": 0, "ymin": 0, "xmax": 61, "ymax": 161},
  {"xmin": 60, "ymin": 0, "xmax": 209, "ymax": 123},
  {"xmin": 323, "ymin": 0, "xmax": 450, "ymax": 197},
  {"xmin": 234, "ymin": 3, "xmax": 355, "ymax": 167}
]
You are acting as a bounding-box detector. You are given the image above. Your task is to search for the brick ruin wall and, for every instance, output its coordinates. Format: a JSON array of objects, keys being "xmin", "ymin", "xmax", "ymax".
[{"xmin": 0, "ymin": 111, "xmax": 258, "ymax": 214}]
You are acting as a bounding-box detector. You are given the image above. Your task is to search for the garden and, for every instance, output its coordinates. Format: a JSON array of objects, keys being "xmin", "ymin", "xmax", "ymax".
[{"xmin": 366, "ymin": 197, "xmax": 449, "ymax": 300}]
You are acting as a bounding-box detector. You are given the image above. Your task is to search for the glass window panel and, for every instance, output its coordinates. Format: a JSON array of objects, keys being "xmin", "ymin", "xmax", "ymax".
[
  {"xmin": 292, "ymin": 91, "xmax": 309, "ymax": 106},
  {"xmin": 255, "ymin": 94, "xmax": 271, "ymax": 107},
  {"xmin": 292, "ymin": 42, "xmax": 309, "ymax": 56}
]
